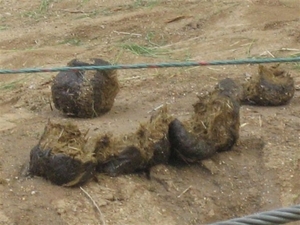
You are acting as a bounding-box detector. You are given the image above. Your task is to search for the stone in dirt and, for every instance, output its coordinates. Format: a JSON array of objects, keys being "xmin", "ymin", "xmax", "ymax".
[
  {"xmin": 28, "ymin": 121, "xmax": 96, "ymax": 186},
  {"xmin": 51, "ymin": 58, "xmax": 120, "ymax": 118}
]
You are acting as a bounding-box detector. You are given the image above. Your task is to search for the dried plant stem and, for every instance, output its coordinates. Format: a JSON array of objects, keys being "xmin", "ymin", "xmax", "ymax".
[
  {"xmin": 177, "ymin": 185, "xmax": 192, "ymax": 198},
  {"xmin": 80, "ymin": 186, "xmax": 106, "ymax": 225}
]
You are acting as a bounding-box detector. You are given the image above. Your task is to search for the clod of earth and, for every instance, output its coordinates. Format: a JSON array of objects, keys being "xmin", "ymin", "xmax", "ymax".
[
  {"xmin": 51, "ymin": 58, "xmax": 120, "ymax": 118},
  {"xmin": 28, "ymin": 121, "xmax": 96, "ymax": 187},
  {"xmin": 242, "ymin": 64, "xmax": 295, "ymax": 106},
  {"xmin": 95, "ymin": 106, "xmax": 172, "ymax": 176}
]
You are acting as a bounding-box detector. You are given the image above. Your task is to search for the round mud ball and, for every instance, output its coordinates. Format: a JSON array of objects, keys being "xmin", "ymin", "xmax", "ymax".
[
  {"xmin": 168, "ymin": 118, "xmax": 216, "ymax": 162},
  {"xmin": 28, "ymin": 121, "xmax": 96, "ymax": 187},
  {"xmin": 51, "ymin": 58, "xmax": 120, "ymax": 118},
  {"xmin": 242, "ymin": 65, "xmax": 295, "ymax": 106}
]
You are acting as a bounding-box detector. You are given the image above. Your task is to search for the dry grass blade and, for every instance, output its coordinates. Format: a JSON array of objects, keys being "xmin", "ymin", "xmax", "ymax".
[
  {"xmin": 113, "ymin": 30, "xmax": 142, "ymax": 37},
  {"xmin": 279, "ymin": 48, "xmax": 300, "ymax": 52}
]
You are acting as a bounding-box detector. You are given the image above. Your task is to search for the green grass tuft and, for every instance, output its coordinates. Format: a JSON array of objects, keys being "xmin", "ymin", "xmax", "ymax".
[
  {"xmin": 60, "ymin": 38, "xmax": 82, "ymax": 46},
  {"xmin": 0, "ymin": 77, "xmax": 27, "ymax": 91},
  {"xmin": 132, "ymin": 0, "xmax": 158, "ymax": 8},
  {"xmin": 290, "ymin": 53, "xmax": 300, "ymax": 71},
  {"xmin": 21, "ymin": 0, "xmax": 53, "ymax": 21},
  {"xmin": 0, "ymin": 25, "xmax": 8, "ymax": 31},
  {"xmin": 39, "ymin": 0, "xmax": 53, "ymax": 13},
  {"xmin": 121, "ymin": 43, "xmax": 169, "ymax": 57}
]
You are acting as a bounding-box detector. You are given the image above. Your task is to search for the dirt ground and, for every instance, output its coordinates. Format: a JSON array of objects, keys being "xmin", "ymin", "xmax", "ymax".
[{"xmin": 0, "ymin": 0, "xmax": 300, "ymax": 224}]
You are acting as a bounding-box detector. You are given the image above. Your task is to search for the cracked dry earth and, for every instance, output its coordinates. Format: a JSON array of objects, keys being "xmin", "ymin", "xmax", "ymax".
[{"xmin": 0, "ymin": 0, "xmax": 300, "ymax": 224}]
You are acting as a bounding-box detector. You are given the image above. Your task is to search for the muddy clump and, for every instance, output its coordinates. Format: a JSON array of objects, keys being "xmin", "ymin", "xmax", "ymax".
[
  {"xmin": 95, "ymin": 106, "xmax": 173, "ymax": 176},
  {"xmin": 195, "ymin": 78, "xmax": 241, "ymax": 153},
  {"xmin": 242, "ymin": 64, "xmax": 295, "ymax": 106},
  {"xmin": 51, "ymin": 58, "xmax": 120, "ymax": 118},
  {"xmin": 169, "ymin": 78, "xmax": 241, "ymax": 162},
  {"xmin": 29, "ymin": 121, "xmax": 96, "ymax": 186},
  {"xmin": 168, "ymin": 118, "xmax": 216, "ymax": 162}
]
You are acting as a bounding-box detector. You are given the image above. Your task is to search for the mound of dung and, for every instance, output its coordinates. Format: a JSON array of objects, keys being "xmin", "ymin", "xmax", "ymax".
[
  {"xmin": 169, "ymin": 78, "xmax": 241, "ymax": 162},
  {"xmin": 51, "ymin": 58, "xmax": 120, "ymax": 118},
  {"xmin": 95, "ymin": 106, "xmax": 173, "ymax": 176},
  {"xmin": 29, "ymin": 121, "xmax": 96, "ymax": 186},
  {"xmin": 193, "ymin": 78, "xmax": 241, "ymax": 152},
  {"xmin": 168, "ymin": 118, "xmax": 216, "ymax": 162},
  {"xmin": 242, "ymin": 65, "xmax": 295, "ymax": 106}
]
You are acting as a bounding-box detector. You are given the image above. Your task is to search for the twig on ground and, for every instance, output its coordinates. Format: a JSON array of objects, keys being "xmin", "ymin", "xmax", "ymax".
[
  {"xmin": 148, "ymin": 104, "xmax": 164, "ymax": 113},
  {"xmin": 207, "ymin": 67, "xmax": 222, "ymax": 71},
  {"xmin": 49, "ymin": 97, "xmax": 53, "ymax": 111},
  {"xmin": 240, "ymin": 123, "xmax": 248, "ymax": 128},
  {"xmin": 177, "ymin": 186, "xmax": 192, "ymax": 198},
  {"xmin": 121, "ymin": 76, "xmax": 141, "ymax": 81},
  {"xmin": 113, "ymin": 30, "xmax": 142, "ymax": 37},
  {"xmin": 266, "ymin": 50, "xmax": 275, "ymax": 58},
  {"xmin": 259, "ymin": 115, "xmax": 262, "ymax": 127},
  {"xmin": 61, "ymin": 9, "xmax": 87, "ymax": 13},
  {"xmin": 279, "ymin": 48, "xmax": 300, "ymax": 52},
  {"xmin": 58, "ymin": 129, "xmax": 64, "ymax": 139},
  {"xmin": 80, "ymin": 186, "xmax": 106, "ymax": 225}
]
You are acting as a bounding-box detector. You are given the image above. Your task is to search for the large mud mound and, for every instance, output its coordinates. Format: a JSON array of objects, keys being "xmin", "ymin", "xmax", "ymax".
[
  {"xmin": 29, "ymin": 121, "xmax": 96, "ymax": 186},
  {"xmin": 169, "ymin": 78, "xmax": 241, "ymax": 162}
]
